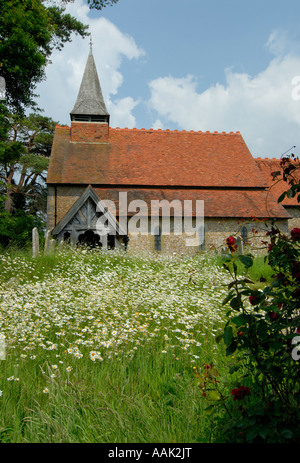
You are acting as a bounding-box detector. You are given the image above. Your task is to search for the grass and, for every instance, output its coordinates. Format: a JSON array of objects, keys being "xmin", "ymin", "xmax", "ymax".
[
  {"xmin": 216, "ymin": 253, "xmax": 274, "ymax": 288},
  {"xmin": 0, "ymin": 247, "xmax": 266, "ymax": 443}
]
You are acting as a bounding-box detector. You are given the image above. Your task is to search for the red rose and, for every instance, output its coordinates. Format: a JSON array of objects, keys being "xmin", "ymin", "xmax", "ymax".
[
  {"xmin": 226, "ymin": 236, "xmax": 235, "ymax": 247},
  {"xmin": 226, "ymin": 236, "xmax": 237, "ymax": 252},
  {"xmin": 249, "ymin": 295, "xmax": 257, "ymax": 305},
  {"xmin": 292, "ymin": 261, "xmax": 300, "ymax": 281},
  {"xmin": 291, "ymin": 228, "xmax": 300, "ymax": 241},
  {"xmin": 231, "ymin": 386, "xmax": 251, "ymax": 401},
  {"xmin": 268, "ymin": 311, "xmax": 279, "ymax": 321}
]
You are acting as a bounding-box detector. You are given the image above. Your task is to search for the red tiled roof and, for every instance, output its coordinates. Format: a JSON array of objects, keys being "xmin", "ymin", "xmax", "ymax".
[
  {"xmin": 93, "ymin": 187, "xmax": 290, "ymax": 219},
  {"xmin": 255, "ymin": 158, "xmax": 300, "ymax": 206},
  {"xmin": 46, "ymin": 125, "xmax": 291, "ymax": 219},
  {"xmin": 47, "ymin": 126, "xmax": 267, "ymax": 188}
]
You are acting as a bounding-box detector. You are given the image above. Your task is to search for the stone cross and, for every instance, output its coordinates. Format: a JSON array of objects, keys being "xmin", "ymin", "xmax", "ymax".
[{"xmin": 32, "ymin": 227, "xmax": 39, "ymax": 257}]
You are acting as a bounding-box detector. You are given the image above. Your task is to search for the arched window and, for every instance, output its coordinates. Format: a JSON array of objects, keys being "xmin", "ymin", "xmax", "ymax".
[
  {"xmin": 154, "ymin": 226, "xmax": 162, "ymax": 251},
  {"xmin": 241, "ymin": 226, "xmax": 248, "ymax": 245},
  {"xmin": 199, "ymin": 225, "xmax": 206, "ymax": 251}
]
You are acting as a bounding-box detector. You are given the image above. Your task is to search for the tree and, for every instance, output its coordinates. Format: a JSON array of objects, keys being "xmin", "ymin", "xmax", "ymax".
[
  {"xmin": 0, "ymin": 112, "xmax": 57, "ymax": 215},
  {"xmin": 60, "ymin": 0, "xmax": 119, "ymax": 10},
  {"xmin": 85, "ymin": 0, "xmax": 119, "ymax": 8},
  {"xmin": 0, "ymin": 0, "xmax": 89, "ymax": 114},
  {"xmin": 0, "ymin": 0, "xmax": 120, "ymax": 247}
]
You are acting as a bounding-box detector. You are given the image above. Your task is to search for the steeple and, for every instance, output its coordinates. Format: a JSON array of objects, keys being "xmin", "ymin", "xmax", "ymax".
[{"xmin": 70, "ymin": 39, "xmax": 109, "ymax": 124}]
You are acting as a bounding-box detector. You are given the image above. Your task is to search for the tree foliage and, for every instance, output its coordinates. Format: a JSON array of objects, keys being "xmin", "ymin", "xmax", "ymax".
[
  {"xmin": 59, "ymin": 0, "xmax": 119, "ymax": 10},
  {"xmin": 0, "ymin": 112, "xmax": 57, "ymax": 215},
  {"xmin": 0, "ymin": 0, "xmax": 89, "ymax": 113},
  {"xmin": 86, "ymin": 0, "xmax": 119, "ymax": 9}
]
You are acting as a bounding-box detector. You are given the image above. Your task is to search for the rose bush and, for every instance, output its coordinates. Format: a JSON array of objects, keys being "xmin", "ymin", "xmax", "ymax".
[{"xmin": 216, "ymin": 155, "xmax": 300, "ymax": 443}]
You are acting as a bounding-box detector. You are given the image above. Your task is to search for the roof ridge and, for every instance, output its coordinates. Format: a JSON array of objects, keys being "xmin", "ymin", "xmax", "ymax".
[
  {"xmin": 255, "ymin": 157, "xmax": 280, "ymax": 161},
  {"xmin": 111, "ymin": 127, "xmax": 241, "ymax": 135}
]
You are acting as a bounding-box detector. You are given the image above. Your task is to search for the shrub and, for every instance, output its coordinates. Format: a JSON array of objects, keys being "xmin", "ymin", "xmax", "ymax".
[
  {"xmin": 216, "ymin": 155, "xmax": 300, "ymax": 442},
  {"xmin": 0, "ymin": 210, "xmax": 44, "ymax": 249}
]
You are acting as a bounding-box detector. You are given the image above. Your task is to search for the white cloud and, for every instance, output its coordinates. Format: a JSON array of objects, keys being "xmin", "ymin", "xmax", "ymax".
[
  {"xmin": 36, "ymin": 0, "xmax": 145, "ymax": 126},
  {"xmin": 107, "ymin": 96, "xmax": 138, "ymax": 128},
  {"xmin": 148, "ymin": 34, "xmax": 300, "ymax": 157}
]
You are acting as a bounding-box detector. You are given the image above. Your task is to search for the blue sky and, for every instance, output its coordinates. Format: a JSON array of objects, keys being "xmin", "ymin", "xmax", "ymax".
[{"xmin": 36, "ymin": 0, "xmax": 300, "ymax": 158}]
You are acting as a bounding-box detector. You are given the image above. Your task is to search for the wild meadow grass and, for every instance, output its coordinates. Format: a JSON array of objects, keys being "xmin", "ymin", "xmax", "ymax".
[{"xmin": 0, "ymin": 247, "xmax": 267, "ymax": 443}]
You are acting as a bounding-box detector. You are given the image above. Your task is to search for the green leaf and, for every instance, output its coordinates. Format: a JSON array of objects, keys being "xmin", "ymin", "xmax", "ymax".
[
  {"xmin": 258, "ymin": 427, "xmax": 269, "ymax": 440},
  {"xmin": 222, "ymin": 289, "xmax": 235, "ymax": 306},
  {"xmin": 230, "ymin": 296, "xmax": 242, "ymax": 310},
  {"xmin": 223, "ymin": 325, "xmax": 233, "ymax": 346},
  {"xmin": 246, "ymin": 428, "xmax": 258, "ymax": 441},
  {"xmin": 278, "ymin": 191, "xmax": 286, "ymax": 203},
  {"xmin": 280, "ymin": 429, "xmax": 294, "ymax": 440},
  {"xmin": 238, "ymin": 255, "xmax": 253, "ymax": 268},
  {"xmin": 231, "ymin": 314, "xmax": 248, "ymax": 327},
  {"xmin": 226, "ymin": 339, "xmax": 237, "ymax": 355}
]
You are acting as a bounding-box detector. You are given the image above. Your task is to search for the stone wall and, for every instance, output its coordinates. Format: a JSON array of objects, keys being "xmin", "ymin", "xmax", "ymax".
[
  {"xmin": 47, "ymin": 185, "xmax": 290, "ymax": 254},
  {"xmin": 285, "ymin": 207, "xmax": 300, "ymax": 231},
  {"xmin": 126, "ymin": 217, "xmax": 289, "ymax": 255}
]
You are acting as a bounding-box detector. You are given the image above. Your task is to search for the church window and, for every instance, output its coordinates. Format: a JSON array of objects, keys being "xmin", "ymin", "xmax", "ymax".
[
  {"xmin": 241, "ymin": 226, "xmax": 248, "ymax": 244},
  {"xmin": 154, "ymin": 226, "xmax": 162, "ymax": 251}
]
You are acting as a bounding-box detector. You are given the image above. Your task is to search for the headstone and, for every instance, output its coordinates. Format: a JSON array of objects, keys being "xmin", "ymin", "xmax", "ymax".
[
  {"xmin": 48, "ymin": 239, "xmax": 56, "ymax": 253},
  {"xmin": 44, "ymin": 230, "xmax": 51, "ymax": 254},
  {"xmin": 32, "ymin": 227, "xmax": 39, "ymax": 257}
]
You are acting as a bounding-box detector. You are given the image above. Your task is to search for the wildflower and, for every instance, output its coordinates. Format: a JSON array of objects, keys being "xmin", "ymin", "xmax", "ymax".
[
  {"xmin": 231, "ymin": 386, "xmax": 250, "ymax": 401},
  {"xmin": 0, "ymin": 390, "xmax": 3, "ymax": 397},
  {"xmin": 66, "ymin": 366, "xmax": 72, "ymax": 372},
  {"xmin": 7, "ymin": 376, "xmax": 14, "ymax": 381},
  {"xmin": 43, "ymin": 388, "xmax": 49, "ymax": 394}
]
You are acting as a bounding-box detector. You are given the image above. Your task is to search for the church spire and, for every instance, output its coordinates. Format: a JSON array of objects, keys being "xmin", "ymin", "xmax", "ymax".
[{"xmin": 70, "ymin": 40, "xmax": 109, "ymax": 124}]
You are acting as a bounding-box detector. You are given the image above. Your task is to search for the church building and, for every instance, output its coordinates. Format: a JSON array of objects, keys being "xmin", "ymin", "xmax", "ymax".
[{"xmin": 46, "ymin": 47, "xmax": 291, "ymax": 253}]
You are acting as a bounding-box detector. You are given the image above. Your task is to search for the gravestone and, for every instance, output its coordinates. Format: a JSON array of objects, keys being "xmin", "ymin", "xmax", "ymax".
[
  {"xmin": 48, "ymin": 239, "xmax": 56, "ymax": 253},
  {"xmin": 32, "ymin": 227, "xmax": 39, "ymax": 257},
  {"xmin": 44, "ymin": 230, "xmax": 51, "ymax": 254}
]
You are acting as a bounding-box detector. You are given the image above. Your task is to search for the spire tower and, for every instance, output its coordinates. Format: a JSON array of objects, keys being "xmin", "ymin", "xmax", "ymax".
[{"xmin": 70, "ymin": 42, "xmax": 109, "ymax": 124}]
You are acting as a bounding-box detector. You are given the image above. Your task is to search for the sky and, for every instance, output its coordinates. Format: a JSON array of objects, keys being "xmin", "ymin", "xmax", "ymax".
[{"xmin": 36, "ymin": 0, "xmax": 300, "ymax": 158}]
